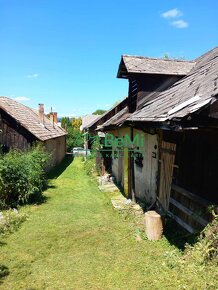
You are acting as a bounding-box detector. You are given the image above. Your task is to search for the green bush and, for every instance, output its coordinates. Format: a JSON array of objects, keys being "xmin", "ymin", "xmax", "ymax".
[{"xmin": 0, "ymin": 144, "xmax": 50, "ymax": 208}]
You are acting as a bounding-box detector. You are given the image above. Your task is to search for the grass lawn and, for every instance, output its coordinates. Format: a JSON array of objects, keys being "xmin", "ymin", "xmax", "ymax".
[{"xmin": 0, "ymin": 157, "xmax": 218, "ymax": 289}]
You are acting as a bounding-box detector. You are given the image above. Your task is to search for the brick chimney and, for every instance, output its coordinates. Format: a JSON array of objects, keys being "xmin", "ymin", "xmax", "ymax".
[
  {"xmin": 53, "ymin": 112, "xmax": 58, "ymax": 124},
  {"xmin": 38, "ymin": 104, "xmax": 44, "ymax": 124},
  {"xmin": 49, "ymin": 112, "xmax": 54, "ymax": 123}
]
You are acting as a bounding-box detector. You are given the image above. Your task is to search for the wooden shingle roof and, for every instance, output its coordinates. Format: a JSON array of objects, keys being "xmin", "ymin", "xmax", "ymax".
[
  {"xmin": 117, "ymin": 55, "xmax": 195, "ymax": 78},
  {"xmin": 84, "ymin": 98, "xmax": 128, "ymax": 130},
  {"xmin": 128, "ymin": 47, "xmax": 218, "ymax": 122},
  {"xmin": 81, "ymin": 115, "xmax": 101, "ymax": 131},
  {"xmin": 99, "ymin": 106, "xmax": 130, "ymax": 130},
  {"xmin": 0, "ymin": 97, "xmax": 67, "ymax": 141}
]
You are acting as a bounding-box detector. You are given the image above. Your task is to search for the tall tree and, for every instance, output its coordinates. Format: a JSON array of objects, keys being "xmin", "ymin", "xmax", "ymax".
[{"xmin": 61, "ymin": 117, "xmax": 71, "ymax": 129}]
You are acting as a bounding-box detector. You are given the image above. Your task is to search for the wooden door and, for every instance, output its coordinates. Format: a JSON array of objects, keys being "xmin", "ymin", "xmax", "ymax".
[{"xmin": 159, "ymin": 141, "xmax": 176, "ymax": 210}]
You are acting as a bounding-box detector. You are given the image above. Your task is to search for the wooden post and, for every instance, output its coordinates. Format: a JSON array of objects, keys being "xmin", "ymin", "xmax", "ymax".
[{"xmin": 145, "ymin": 211, "xmax": 163, "ymax": 241}]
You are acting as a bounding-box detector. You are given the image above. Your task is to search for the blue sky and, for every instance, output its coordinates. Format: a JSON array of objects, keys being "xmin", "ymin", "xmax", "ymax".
[{"xmin": 0, "ymin": 0, "xmax": 218, "ymax": 117}]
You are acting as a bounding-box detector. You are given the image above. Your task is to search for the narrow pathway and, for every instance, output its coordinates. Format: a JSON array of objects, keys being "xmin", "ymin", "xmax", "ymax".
[{"xmin": 0, "ymin": 158, "xmax": 217, "ymax": 289}]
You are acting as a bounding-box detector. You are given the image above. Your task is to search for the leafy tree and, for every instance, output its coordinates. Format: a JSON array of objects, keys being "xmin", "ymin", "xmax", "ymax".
[
  {"xmin": 61, "ymin": 117, "xmax": 71, "ymax": 129},
  {"xmin": 66, "ymin": 127, "xmax": 84, "ymax": 151},
  {"xmin": 92, "ymin": 109, "xmax": 107, "ymax": 115},
  {"xmin": 60, "ymin": 117, "xmax": 84, "ymax": 151},
  {"xmin": 72, "ymin": 117, "xmax": 82, "ymax": 130}
]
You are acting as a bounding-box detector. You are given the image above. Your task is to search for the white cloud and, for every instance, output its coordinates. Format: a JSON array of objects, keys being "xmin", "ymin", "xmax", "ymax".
[
  {"xmin": 171, "ymin": 20, "xmax": 189, "ymax": 28},
  {"xmin": 14, "ymin": 96, "xmax": 30, "ymax": 101},
  {"xmin": 26, "ymin": 73, "xmax": 39, "ymax": 79},
  {"xmin": 161, "ymin": 8, "xmax": 189, "ymax": 29},
  {"xmin": 105, "ymin": 104, "xmax": 111, "ymax": 108},
  {"xmin": 161, "ymin": 8, "xmax": 182, "ymax": 19}
]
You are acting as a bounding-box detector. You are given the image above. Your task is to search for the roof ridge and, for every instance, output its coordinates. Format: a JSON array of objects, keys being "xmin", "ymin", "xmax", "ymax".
[
  {"xmin": 194, "ymin": 47, "xmax": 218, "ymax": 62},
  {"xmin": 122, "ymin": 54, "xmax": 195, "ymax": 63}
]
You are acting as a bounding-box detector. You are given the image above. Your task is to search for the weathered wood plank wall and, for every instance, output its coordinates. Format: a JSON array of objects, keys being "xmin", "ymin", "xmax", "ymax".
[
  {"xmin": 0, "ymin": 116, "xmax": 29, "ymax": 150},
  {"xmin": 162, "ymin": 129, "xmax": 218, "ymax": 232},
  {"xmin": 158, "ymin": 141, "xmax": 176, "ymax": 210}
]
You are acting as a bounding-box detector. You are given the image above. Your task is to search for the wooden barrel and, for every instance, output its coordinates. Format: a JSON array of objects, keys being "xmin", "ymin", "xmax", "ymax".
[{"xmin": 145, "ymin": 211, "xmax": 163, "ymax": 241}]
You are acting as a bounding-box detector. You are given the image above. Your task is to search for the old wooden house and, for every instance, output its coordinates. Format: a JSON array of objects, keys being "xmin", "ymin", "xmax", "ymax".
[
  {"xmin": 90, "ymin": 47, "xmax": 218, "ymax": 233},
  {"xmin": 0, "ymin": 97, "xmax": 67, "ymax": 167},
  {"xmin": 99, "ymin": 55, "xmax": 194, "ymax": 201},
  {"xmin": 126, "ymin": 47, "xmax": 218, "ymax": 232}
]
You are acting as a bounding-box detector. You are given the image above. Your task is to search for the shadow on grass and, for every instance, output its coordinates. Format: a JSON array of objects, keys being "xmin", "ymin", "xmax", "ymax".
[
  {"xmin": 25, "ymin": 156, "xmax": 74, "ymax": 206},
  {"xmin": 0, "ymin": 264, "xmax": 9, "ymax": 284},
  {"xmin": 0, "ymin": 241, "xmax": 7, "ymax": 247},
  {"xmin": 48, "ymin": 154, "xmax": 74, "ymax": 180},
  {"xmin": 164, "ymin": 218, "xmax": 199, "ymax": 250},
  {"xmin": 28, "ymin": 194, "xmax": 50, "ymax": 206}
]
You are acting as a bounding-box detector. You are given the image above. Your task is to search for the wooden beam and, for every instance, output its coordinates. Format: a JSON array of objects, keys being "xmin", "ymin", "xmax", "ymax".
[
  {"xmin": 169, "ymin": 212, "xmax": 195, "ymax": 233},
  {"xmin": 170, "ymin": 197, "xmax": 208, "ymax": 227},
  {"xmin": 171, "ymin": 184, "xmax": 213, "ymax": 208}
]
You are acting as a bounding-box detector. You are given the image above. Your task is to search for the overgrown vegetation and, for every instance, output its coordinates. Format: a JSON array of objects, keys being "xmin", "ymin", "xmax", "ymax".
[
  {"xmin": 0, "ymin": 144, "xmax": 50, "ymax": 209},
  {"xmin": 184, "ymin": 211, "xmax": 218, "ymax": 265},
  {"xmin": 83, "ymin": 156, "xmax": 96, "ymax": 175},
  {"xmin": 83, "ymin": 137, "xmax": 101, "ymax": 176}
]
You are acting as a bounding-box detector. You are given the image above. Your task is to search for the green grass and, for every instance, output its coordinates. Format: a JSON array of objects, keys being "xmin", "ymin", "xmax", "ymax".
[{"xmin": 0, "ymin": 157, "xmax": 218, "ymax": 289}]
